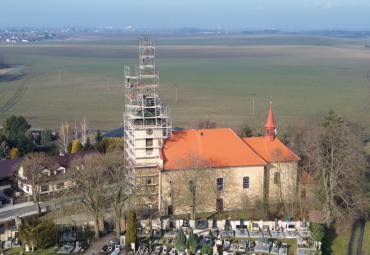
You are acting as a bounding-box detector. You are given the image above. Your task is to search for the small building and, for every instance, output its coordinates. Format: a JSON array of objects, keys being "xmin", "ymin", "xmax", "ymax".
[{"xmin": 16, "ymin": 150, "xmax": 99, "ymax": 196}]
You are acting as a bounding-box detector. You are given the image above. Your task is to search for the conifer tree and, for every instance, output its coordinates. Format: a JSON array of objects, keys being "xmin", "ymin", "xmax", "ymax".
[
  {"xmin": 186, "ymin": 229, "xmax": 197, "ymax": 254},
  {"xmin": 82, "ymin": 137, "xmax": 94, "ymax": 151},
  {"xmin": 126, "ymin": 209, "xmax": 137, "ymax": 249},
  {"xmin": 66, "ymin": 141, "xmax": 73, "ymax": 154},
  {"xmin": 174, "ymin": 227, "xmax": 186, "ymax": 251},
  {"xmin": 200, "ymin": 244, "xmax": 212, "ymax": 255},
  {"xmin": 71, "ymin": 139, "xmax": 82, "ymax": 153}
]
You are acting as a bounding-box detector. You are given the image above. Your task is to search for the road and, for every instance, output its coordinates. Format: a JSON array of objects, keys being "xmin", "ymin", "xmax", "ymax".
[
  {"xmin": 0, "ymin": 65, "xmax": 23, "ymax": 83},
  {"xmin": 0, "ymin": 198, "xmax": 75, "ymax": 222}
]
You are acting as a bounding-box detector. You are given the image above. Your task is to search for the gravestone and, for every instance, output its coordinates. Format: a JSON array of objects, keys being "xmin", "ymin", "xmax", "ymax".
[
  {"xmin": 225, "ymin": 220, "xmax": 230, "ymax": 230},
  {"xmin": 302, "ymin": 217, "xmax": 307, "ymax": 228},
  {"xmin": 240, "ymin": 219, "xmax": 244, "ymax": 228},
  {"xmin": 182, "ymin": 219, "xmax": 189, "ymax": 228},
  {"xmin": 212, "ymin": 218, "xmax": 217, "ymax": 229},
  {"xmin": 120, "ymin": 236, "xmax": 126, "ymax": 246}
]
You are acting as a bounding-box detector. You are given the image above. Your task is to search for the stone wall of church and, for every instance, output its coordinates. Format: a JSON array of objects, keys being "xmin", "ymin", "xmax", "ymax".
[{"xmin": 159, "ymin": 165, "xmax": 265, "ymax": 216}]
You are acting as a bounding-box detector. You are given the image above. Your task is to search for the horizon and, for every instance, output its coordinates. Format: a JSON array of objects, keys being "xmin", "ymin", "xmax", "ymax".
[{"xmin": 1, "ymin": 0, "xmax": 370, "ymax": 31}]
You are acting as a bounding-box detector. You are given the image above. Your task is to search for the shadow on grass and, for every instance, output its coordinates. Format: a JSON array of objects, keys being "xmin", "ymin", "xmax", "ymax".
[{"xmin": 322, "ymin": 226, "xmax": 337, "ymax": 255}]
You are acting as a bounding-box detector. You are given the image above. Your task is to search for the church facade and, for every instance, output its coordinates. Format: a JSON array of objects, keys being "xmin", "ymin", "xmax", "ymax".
[{"xmin": 123, "ymin": 37, "xmax": 300, "ymax": 216}]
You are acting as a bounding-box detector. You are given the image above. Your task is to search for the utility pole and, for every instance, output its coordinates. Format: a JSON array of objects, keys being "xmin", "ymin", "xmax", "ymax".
[
  {"xmin": 251, "ymin": 93, "xmax": 256, "ymax": 114},
  {"xmin": 174, "ymin": 84, "xmax": 179, "ymax": 102}
]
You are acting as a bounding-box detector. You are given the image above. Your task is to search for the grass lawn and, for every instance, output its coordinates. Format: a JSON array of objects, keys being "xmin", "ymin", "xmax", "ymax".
[
  {"xmin": 360, "ymin": 221, "xmax": 370, "ymax": 255},
  {"xmin": 0, "ymin": 246, "xmax": 55, "ymax": 254},
  {"xmin": 1, "ymin": 34, "xmax": 370, "ymax": 130}
]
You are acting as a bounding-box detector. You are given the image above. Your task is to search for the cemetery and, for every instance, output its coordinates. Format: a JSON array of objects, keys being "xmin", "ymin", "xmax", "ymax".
[
  {"xmin": 126, "ymin": 217, "xmax": 320, "ymax": 255},
  {"xmin": 0, "ymin": 215, "xmax": 322, "ymax": 255}
]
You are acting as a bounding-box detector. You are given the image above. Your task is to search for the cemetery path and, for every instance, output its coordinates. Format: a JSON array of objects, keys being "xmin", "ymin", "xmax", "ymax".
[{"xmin": 81, "ymin": 232, "xmax": 117, "ymax": 255}]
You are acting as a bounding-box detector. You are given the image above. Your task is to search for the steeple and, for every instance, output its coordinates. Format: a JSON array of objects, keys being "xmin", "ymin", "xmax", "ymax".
[{"xmin": 265, "ymin": 103, "xmax": 276, "ymax": 142}]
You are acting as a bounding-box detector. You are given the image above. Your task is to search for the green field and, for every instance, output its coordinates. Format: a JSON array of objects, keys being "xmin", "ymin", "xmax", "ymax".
[{"xmin": 1, "ymin": 33, "xmax": 370, "ymax": 130}]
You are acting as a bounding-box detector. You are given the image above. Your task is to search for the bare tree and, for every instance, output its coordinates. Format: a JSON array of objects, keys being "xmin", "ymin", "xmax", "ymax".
[
  {"xmin": 81, "ymin": 117, "xmax": 89, "ymax": 144},
  {"xmin": 59, "ymin": 122, "xmax": 73, "ymax": 153},
  {"xmin": 74, "ymin": 120, "xmax": 78, "ymax": 140},
  {"xmin": 68, "ymin": 153, "xmax": 107, "ymax": 238},
  {"xmin": 303, "ymin": 110, "xmax": 369, "ymax": 229},
  {"xmin": 103, "ymin": 152, "xmax": 134, "ymax": 238},
  {"xmin": 193, "ymin": 119, "xmax": 216, "ymax": 129},
  {"xmin": 16, "ymin": 152, "xmax": 52, "ymax": 215}
]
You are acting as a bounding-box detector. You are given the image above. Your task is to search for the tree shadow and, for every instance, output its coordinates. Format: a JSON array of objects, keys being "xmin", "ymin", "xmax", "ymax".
[{"xmin": 322, "ymin": 226, "xmax": 337, "ymax": 255}]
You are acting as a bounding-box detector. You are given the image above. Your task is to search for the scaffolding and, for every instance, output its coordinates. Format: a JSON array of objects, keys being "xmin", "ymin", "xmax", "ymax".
[{"xmin": 124, "ymin": 37, "xmax": 172, "ymax": 169}]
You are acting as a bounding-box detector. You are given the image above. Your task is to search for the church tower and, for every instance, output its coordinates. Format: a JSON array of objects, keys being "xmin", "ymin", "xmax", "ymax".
[
  {"xmin": 124, "ymin": 37, "xmax": 172, "ymax": 169},
  {"xmin": 265, "ymin": 103, "xmax": 276, "ymax": 142}
]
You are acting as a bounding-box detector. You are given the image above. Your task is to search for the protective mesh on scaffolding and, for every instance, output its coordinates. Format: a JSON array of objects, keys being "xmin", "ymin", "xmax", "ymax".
[{"xmin": 124, "ymin": 37, "xmax": 172, "ymax": 168}]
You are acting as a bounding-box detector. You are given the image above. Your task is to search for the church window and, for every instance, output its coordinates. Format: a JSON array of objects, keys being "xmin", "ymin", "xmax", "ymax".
[
  {"xmin": 267, "ymin": 129, "xmax": 270, "ymax": 135},
  {"xmin": 243, "ymin": 176, "xmax": 250, "ymax": 189},
  {"xmin": 216, "ymin": 178, "xmax": 224, "ymax": 191},
  {"xmin": 274, "ymin": 172, "xmax": 280, "ymax": 184}
]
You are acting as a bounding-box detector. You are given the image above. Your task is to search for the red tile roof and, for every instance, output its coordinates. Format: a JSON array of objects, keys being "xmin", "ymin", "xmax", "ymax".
[
  {"xmin": 162, "ymin": 129, "xmax": 267, "ymax": 170},
  {"xmin": 300, "ymin": 169, "xmax": 315, "ymax": 184},
  {"xmin": 242, "ymin": 137, "xmax": 300, "ymax": 162}
]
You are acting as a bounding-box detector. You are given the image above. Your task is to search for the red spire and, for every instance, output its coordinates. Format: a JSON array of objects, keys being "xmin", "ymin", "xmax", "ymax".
[{"xmin": 265, "ymin": 103, "xmax": 276, "ymax": 142}]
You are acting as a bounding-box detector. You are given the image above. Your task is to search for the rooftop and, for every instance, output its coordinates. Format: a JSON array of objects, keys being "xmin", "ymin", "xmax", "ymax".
[
  {"xmin": 242, "ymin": 137, "xmax": 300, "ymax": 162},
  {"xmin": 162, "ymin": 128, "xmax": 267, "ymax": 170}
]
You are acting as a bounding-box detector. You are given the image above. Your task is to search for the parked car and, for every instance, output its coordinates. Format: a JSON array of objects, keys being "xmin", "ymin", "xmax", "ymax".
[{"xmin": 0, "ymin": 196, "xmax": 7, "ymax": 202}]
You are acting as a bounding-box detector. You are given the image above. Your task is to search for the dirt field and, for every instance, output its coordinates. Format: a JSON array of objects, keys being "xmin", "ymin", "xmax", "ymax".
[{"xmin": 1, "ymin": 34, "xmax": 370, "ymax": 130}]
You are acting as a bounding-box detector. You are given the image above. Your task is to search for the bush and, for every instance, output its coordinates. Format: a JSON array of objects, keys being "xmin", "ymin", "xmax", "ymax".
[
  {"xmin": 308, "ymin": 221, "xmax": 325, "ymax": 242},
  {"xmin": 3, "ymin": 188, "xmax": 14, "ymax": 197}
]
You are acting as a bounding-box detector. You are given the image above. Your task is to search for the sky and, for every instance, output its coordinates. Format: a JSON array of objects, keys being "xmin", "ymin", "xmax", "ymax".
[{"xmin": 1, "ymin": 0, "xmax": 369, "ymax": 30}]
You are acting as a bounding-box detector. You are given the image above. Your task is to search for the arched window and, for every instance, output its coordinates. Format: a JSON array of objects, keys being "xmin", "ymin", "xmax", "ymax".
[
  {"xmin": 243, "ymin": 176, "xmax": 250, "ymax": 189},
  {"xmin": 267, "ymin": 129, "xmax": 270, "ymax": 135}
]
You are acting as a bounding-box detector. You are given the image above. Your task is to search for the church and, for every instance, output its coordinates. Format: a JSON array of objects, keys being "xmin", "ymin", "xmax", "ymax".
[{"xmin": 123, "ymin": 37, "xmax": 300, "ymax": 216}]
